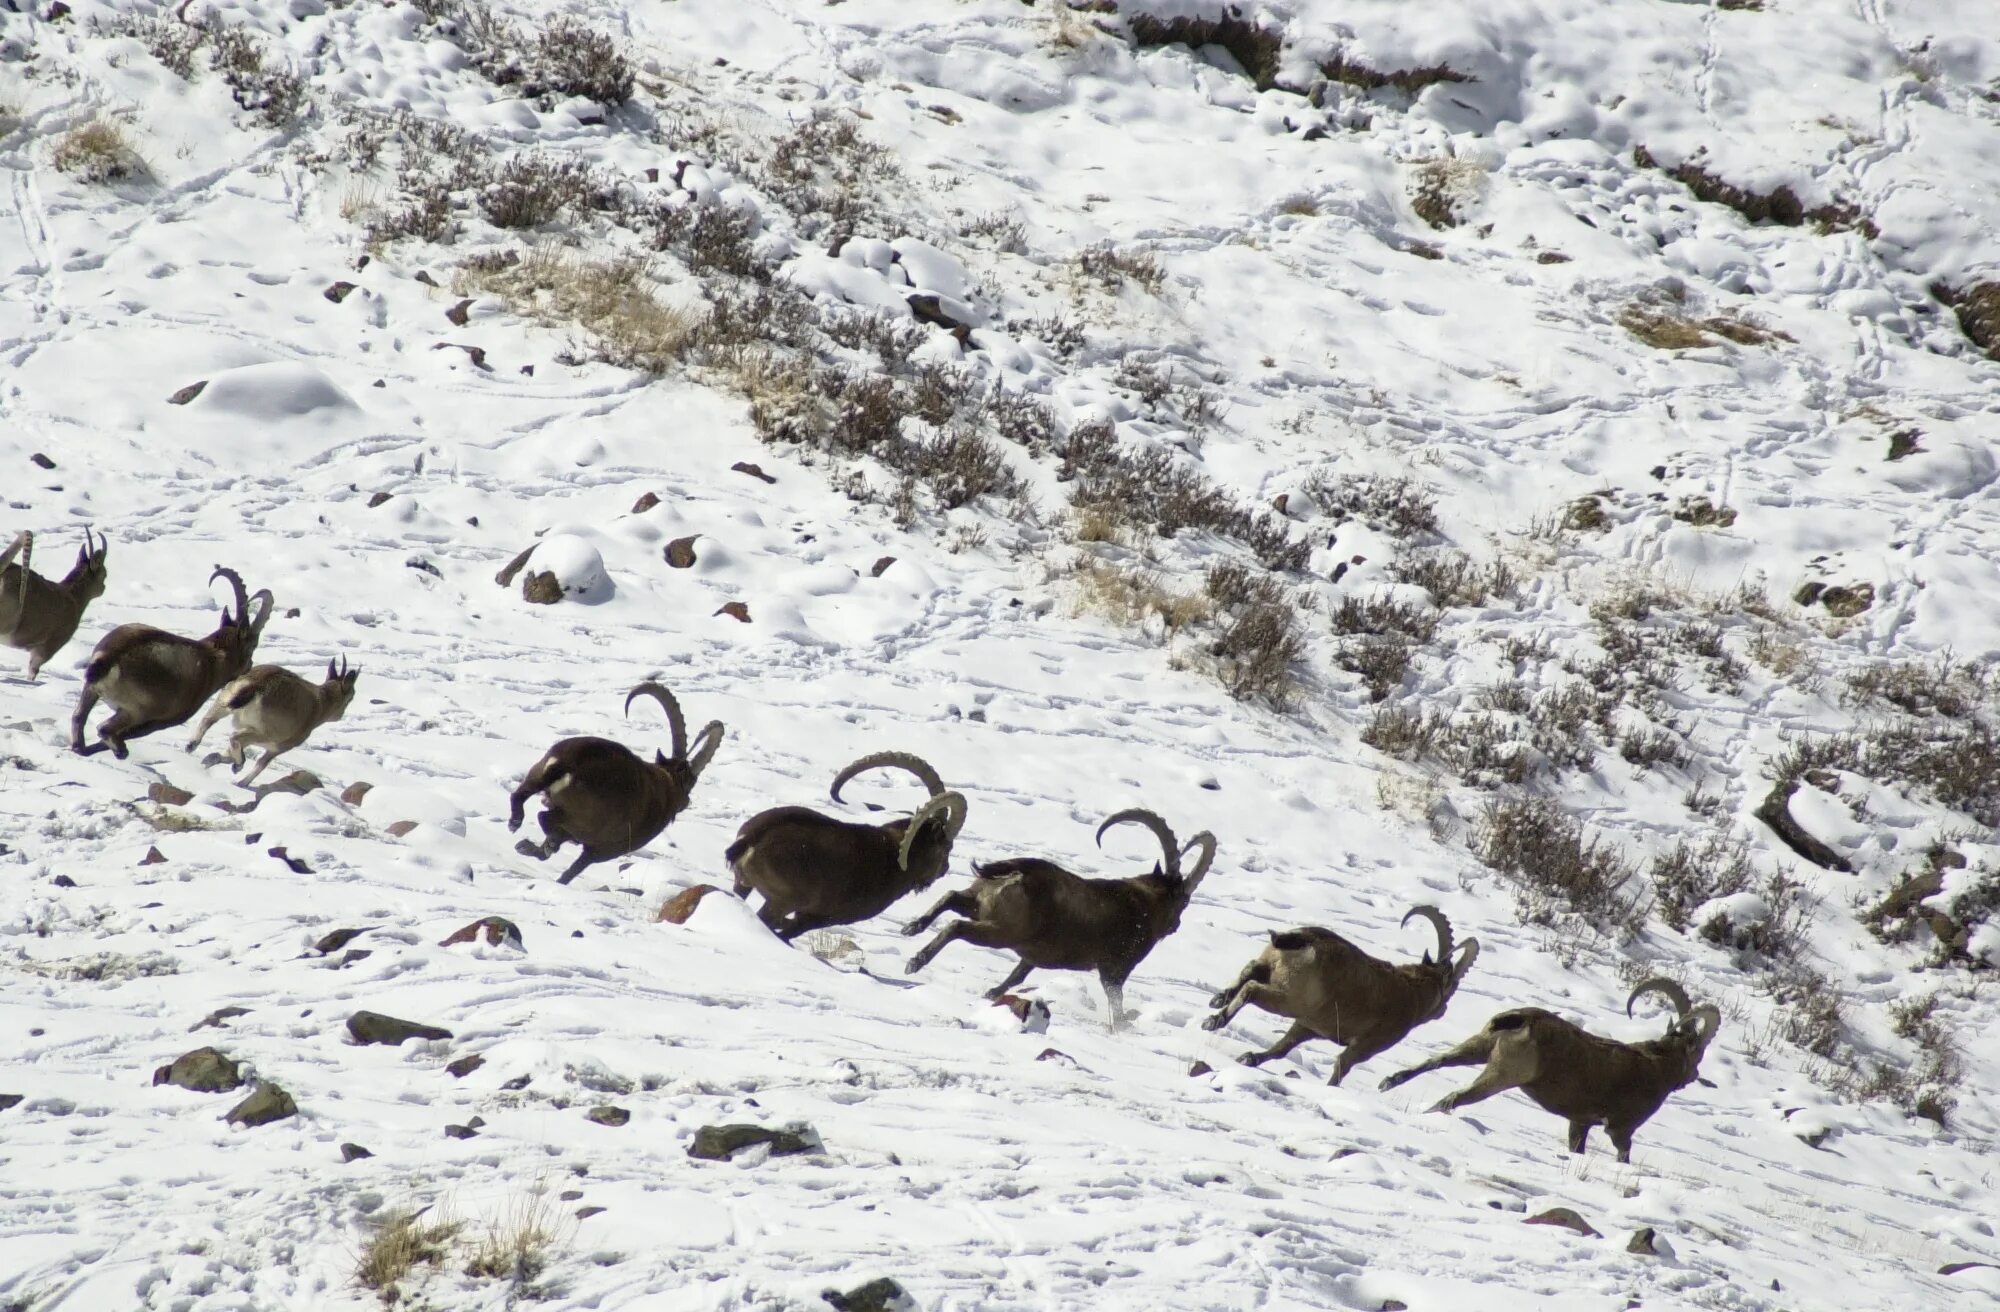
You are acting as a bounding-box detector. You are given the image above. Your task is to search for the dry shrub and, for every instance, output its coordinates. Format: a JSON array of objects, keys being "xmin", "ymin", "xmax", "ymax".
[
  {"xmin": 208, "ymin": 24, "xmax": 307, "ymax": 126},
  {"xmin": 357, "ymin": 1208, "xmax": 460, "ymax": 1303},
  {"xmin": 51, "ymin": 118, "xmax": 143, "ymax": 183},
  {"xmin": 1618, "ymin": 304, "xmax": 1719, "ymax": 350},
  {"xmin": 1935, "ymin": 280, "xmax": 2000, "ymax": 361},
  {"xmin": 481, "ymin": 152, "xmax": 595, "ymax": 229},
  {"xmin": 1390, "ymin": 548, "xmax": 1512, "ymax": 608},
  {"xmin": 1843, "ymin": 654, "xmax": 1986, "ymax": 718},
  {"xmin": 1127, "ymin": 12, "xmax": 1284, "ymax": 89},
  {"xmin": 1360, "ymin": 704, "xmax": 1450, "ymax": 760},
  {"xmin": 1409, "ymin": 158, "xmax": 1484, "ymax": 230},
  {"xmin": 1474, "ymin": 796, "xmax": 1640, "ymax": 933},
  {"xmin": 1064, "ymin": 424, "xmax": 1308, "ymax": 572},
  {"xmin": 1070, "ymin": 559, "xmax": 1211, "ymax": 634},
  {"xmin": 1304, "ymin": 471, "xmax": 1439, "ymax": 537},
  {"xmin": 761, "ymin": 108, "xmax": 896, "ymax": 238},
  {"xmin": 1633, "ymin": 145, "xmax": 1876, "ymax": 236},
  {"xmin": 459, "ymin": 246, "xmax": 700, "ymax": 374},
  {"xmin": 1206, "ymin": 563, "xmax": 1304, "ymax": 705},
  {"xmin": 1074, "ymin": 244, "xmax": 1166, "ymax": 295},
  {"xmin": 1319, "ymin": 53, "xmax": 1467, "ymax": 95},
  {"xmin": 1333, "ymin": 593, "xmax": 1438, "ymax": 701}
]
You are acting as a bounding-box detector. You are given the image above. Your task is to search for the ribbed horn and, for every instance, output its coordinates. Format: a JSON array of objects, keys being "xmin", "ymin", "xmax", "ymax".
[
  {"xmin": 898, "ymin": 791, "xmax": 967, "ymax": 870},
  {"xmin": 209, "ymin": 566, "xmax": 248, "ymax": 626},
  {"xmin": 1179, "ymin": 831, "xmax": 1217, "ymax": 892},
  {"xmin": 1627, "ymin": 978, "xmax": 1693, "ymax": 1020},
  {"xmin": 1096, "ymin": 808, "xmax": 1178, "ymax": 880},
  {"xmin": 830, "ymin": 751, "xmax": 944, "ymax": 802},
  {"xmin": 245, "ymin": 589, "xmax": 274, "ymax": 639},
  {"xmin": 687, "ymin": 720, "xmax": 725, "ymax": 778},
  {"xmin": 624, "ymin": 682, "xmax": 687, "ymax": 760},
  {"xmin": 1402, "ymin": 905, "xmax": 1453, "ymax": 966},
  {"xmin": 1450, "ymin": 938, "xmax": 1480, "ymax": 985}
]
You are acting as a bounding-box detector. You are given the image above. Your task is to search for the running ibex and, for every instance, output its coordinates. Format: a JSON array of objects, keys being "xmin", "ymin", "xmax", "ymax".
[
  {"xmin": 0, "ymin": 528, "xmax": 109, "ymax": 680},
  {"xmin": 902, "ymin": 808, "xmax": 1217, "ymax": 1029},
  {"xmin": 1203, "ymin": 905, "xmax": 1480, "ymax": 1085},
  {"xmin": 71, "ymin": 566, "xmax": 272, "ymax": 758},
  {"xmin": 187, "ymin": 657, "xmax": 360, "ymax": 786},
  {"xmin": 1379, "ymin": 978, "xmax": 1720, "ymax": 1162},
  {"xmin": 727, "ymin": 752, "xmax": 968, "ymax": 941},
  {"xmin": 508, "ymin": 682, "xmax": 723, "ymax": 885}
]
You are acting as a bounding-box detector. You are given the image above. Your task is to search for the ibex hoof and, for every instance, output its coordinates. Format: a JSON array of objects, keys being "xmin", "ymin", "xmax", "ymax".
[
  {"xmin": 1199, "ymin": 1012, "xmax": 1226, "ymax": 1032},
  {"xmin": 903, "ymin": 957, "xmax": 925, "ymax": 975},
  {"xmin": 513, "ymin": 839, "xmax": 543, "ymax": 859},
  {"xmin": 897, "ymin": 921, "xmax": 923, "ymax": 937}
]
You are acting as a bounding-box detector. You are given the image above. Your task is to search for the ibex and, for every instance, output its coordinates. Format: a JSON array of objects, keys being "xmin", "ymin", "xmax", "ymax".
[
  {"xmin": 71, "ymin": 566, "xmax": 272, "ymax": 758},
  {"xmin": 1203, "ymin": 905, "xmax": 1480, "ymax": 1086},
  {"xmin": 901, "ymin": 808, "xmax": 1217, "ymax": 1029},
  {"xmin": 1379, "ymin": 978, "xmax": 1721, "ymax": 1162},
  {"xmin": 508, "ymin": 682, "xmax": 723, "ymax": 885},
  {"xmin": 187, "ymin": 657, "xmax": 360, "ymax": 786},
  {"xmin": 0, "ymin": 528, "xmax": 109, "ymax": 680},
  {"xmin": 726, "ymin": 752, "xmax": 968, "ymax": 941}
]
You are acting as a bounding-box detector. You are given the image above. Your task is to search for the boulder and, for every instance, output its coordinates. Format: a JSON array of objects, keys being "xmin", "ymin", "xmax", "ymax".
[
  {"xmin": 225, "ymin": 1081, "xmax": 297, "ymax": 1127},
  {"xmin": 687, "ymin": 1122, "xmax": 820, "ymax": 1162},
  {"xmin": 347, "ymin": 1011, "xmax": 454, "ymax": 1046},
  {"xmin": 153, "ymin": 1047, "xmax": 243, "ymax": 1093}
]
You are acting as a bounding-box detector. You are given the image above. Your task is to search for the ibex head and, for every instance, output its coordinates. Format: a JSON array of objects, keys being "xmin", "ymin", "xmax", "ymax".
[
  {"xmin": 67, "ymin": 529, "xmax": 110, "ymax": 600},
  {"xmin": 625, "ymin": 681, "xmax": 723, "ymax": 783}
]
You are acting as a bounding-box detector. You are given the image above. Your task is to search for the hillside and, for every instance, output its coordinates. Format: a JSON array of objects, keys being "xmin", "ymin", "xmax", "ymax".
[{"xmin": 2, "ymin": 2, "xmax": 1998, "ymax": 1309}]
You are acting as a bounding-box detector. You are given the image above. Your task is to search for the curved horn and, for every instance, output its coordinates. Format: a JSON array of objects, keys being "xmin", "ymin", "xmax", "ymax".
[
  {"xmin": 1450, "ymin": 938, "xmax": 1480, "ymax": 985},
  {"xmin": 1179, "ymin": 831, "xmax": 1217, "ymax": 892},
  {"xmin": 830, "ymin": 751, "xmax": 944, "ymax": 803},
  {"xmin": 1685, "ymin": 1003, "xmax": 1721, "ymax": 1047},
  {"xmin": 245, "ymin": 589, "xmax": 274, "ymax": 638},
  {"xmin": 898, "ymin": 791, "xmax": 967, "ymax": 870},
  {"xmin": 1627, "ymin": 978, "xmax": 1693, "ymax": 1021},
  {"xmin": 1096, "ymin": 808, "xmax": 1178, "ymax": 880},
  {"xmin": 687, "ymin": 720, "xmax": 725, "ymax": 778},
  {"xmin": 624, "ymin": 682, "xmax": 688, "ymax": 760},
  {"xmin": 209, "ymin": 566, "xmax": 248, "ymax": 626},
  {"xmin": 1402, "ymin": 905, "xmax": 1454, "ymax": 966}
]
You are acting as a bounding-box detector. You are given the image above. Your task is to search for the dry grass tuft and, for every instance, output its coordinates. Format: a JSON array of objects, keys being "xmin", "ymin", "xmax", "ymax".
[
  {"xmin": 1408, "ymin": 158, "xmax": 1484, "ymax": 230},
  {"xmin": 459, "ymin": 246, "xmax": 700, "ymax": 374},
  {"xmin": 1069, "ymin": 558, "xmax": 1212, "ymax": 635},
  {"xmin": 465, "ymin": 1190, "xmax": 570, "ymax": 1287},
  {"xmin": 51, "ymin": 118, "xmax": 144, "ymax": 183},
  {"xmin": 357, "ymin": 1208, "xmax": 461, "ymax": 1304}
]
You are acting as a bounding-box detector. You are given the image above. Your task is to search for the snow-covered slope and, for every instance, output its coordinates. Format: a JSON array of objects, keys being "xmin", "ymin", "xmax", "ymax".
[{"xmin": 2, "ymin": 2, "xmax": 1998, "ymax": 1308}]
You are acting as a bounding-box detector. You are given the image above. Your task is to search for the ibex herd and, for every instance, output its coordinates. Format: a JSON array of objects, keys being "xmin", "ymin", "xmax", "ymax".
[{"xmin": 4, "ymin": 522, "xmax": 1725, "ymax": 1165}]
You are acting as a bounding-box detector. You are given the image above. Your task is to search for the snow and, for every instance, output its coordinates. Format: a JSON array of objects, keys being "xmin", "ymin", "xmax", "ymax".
[{"xmin": 2, "ymin": 0, "xmax": 1999, "ymax": 1309}]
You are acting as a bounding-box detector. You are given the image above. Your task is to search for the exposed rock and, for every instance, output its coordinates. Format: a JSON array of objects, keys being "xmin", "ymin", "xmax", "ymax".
[
  {"xmin": 385, "ymin": 820, "xmax": 418, "ymax": 837},
  {"xmin": 333, "ymin": 949, "xmax": 372, "ymax": 969},
  {"xmin": 657, "ymin": 884, "xmax": 723, "ymax": 924},
  {"xmin": 324, "ymin": 281, "xmax": 357, "ymax": 303},
  {"xmin": 434, "ymin": 341, "xmax": 490, "ymax": 370},
  {"xmin": 586, "ymin": 1105, "xmax": 630, "ymax": 1127},
  {"xmin": 312, "ymin": 927, "xmax": 370, "ymax": 955},
  {"xmin": 444, "ymin": 1122, "xmax": 480, "ymax": 1139},
  {"xmin": 139, "ymin": 846, "xmax": 167, "ymax": 866},
  {"xmin": 1936, "ymin": 280, "xmax": 2000, "ymax": 362},
  {"xmin": 1941, "ymin": 1261, "xmax": 2000, "ymax": 1275},
  {"xmin": 445, "ymin": 297, "xmax": 473, "ymax": 326},
  {"xmin": 30, "ymin": 451, "xmax": 56, "ymax": 469},
  {"xmin": 267, "ymin": 846, "xmax": 312, "ymax": 874},
  {"xmin": 1535, "ymin": 251, "xmax": 1572, "ymax": 265},
  {"xmin": 439, "ymin": 917, "xmax": 523, "ymax": 950},
  {"xmin": 1819, "ymin": 583, "xmax": 1874, "ymax": 618},
  {"xmin": 501, "ymin": 1073, "xmax": 532, "ymax": 1091},
  {"xmin": 822, "ymin": 1276, "xmax": 913, "ymax": 1312},
  {"xmin": 908, "ymin": 292, "xmax": 972, "ymax": 335},
  {"xmin": 1189, "ymin": 1061, "xmax": 1214, "ymax": 1077},
  {"xmin": 523, "ymin": 570, "xmax": 564, "ymax": 604},
  {"xmin": 0, "ymin": 1094, "xmax": 21, "ymax": 1111},
  {"xmin": 1034, "ymin": 1048, "xmax": 1077, "ymax": 1066},
  {"xmin": 147, "ymin": 782, "xmax": 194, "ymax": 806},
  {"xmin": 1755, "ymin": 778, "xmax": 1853, "ymax": 873},
  {"xmin": 1628, "ymin": 1227, "xmax": 1666, "ymax": 1256},
  {"xmin": 414, "ymin": 269, "xmax": 438, "ymax": 287},
  {"xmin": 52, "ymin": 874, "xmax": 75, "ymax": 888},
  {"xmin": 191, "ymin": 1005, "xmax": 250, "ymax": 1031},
  {"xmin": 665, "ymin": 535, "xmax": 699, "ymax": 568},
  {"xmin": 341, "ymin": 781, "xmax": 373, "ymax": 805},
  {"xmin": 714, "ymin": 601, "xmax": 751, "ymax": 623},
  {"xmin": 446, "ymin": 1054, "xmax": 486, "ymax": 1079},
  {"xmin": 1526, "ymin": 1207, "xmax": 1599, "ymax": 1238},
  {"xmin": 1887, "ymin": 428, "xmax": 1923, "ymax": 461},
  {"xmin": 153, "ymin": 1047, "xmax": 242, "ymax": 1092},
  {"xmin": 687, "ymin": 1122, "xmax": 820, "ymax": 1161},
  {"xmin": 631, "ymin": 491, "xmax": 662, "ymax": 514},
  {"xmin": 992, "ymin": 994, "xmax": 1050, "ymax": 1033},
  {"xmin": 731, "ymin": 461, "xmax": 777, "ymax": 484},
  {"xmin": 366, "ymin": 491, "xmax": 393, "ymax": 508},
  {"xmin": 167, "ymin": 380, "xmax": 208, "ymax": 405},
  {"xmin": 1381, "ymin": 1303, "xmax": 1410, "ymax": 1312},
  {"xmin": 347, "ymin": 1011, "xmax": 454, "ymax": 1046},
  {"xmin": 576, "ymin": 1204, "xmax": 607, "ymax": 1219},
  {"xmin": 871, "ymin": 556, "xmax": 896, "ymax": 577},
  {"xmin": 225, "ymin": 1081, "xmax": 297, "ymax": 1127},
  {"xmin": 340, "ymin": 1142, "xmax": 373, "ymax": 1162}
]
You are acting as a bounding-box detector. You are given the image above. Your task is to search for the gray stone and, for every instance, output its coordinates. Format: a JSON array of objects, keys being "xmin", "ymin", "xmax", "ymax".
[
  {"xmin": 153, "ymin": 1047, "xmax": 243, "ymax": 1093},
  {"xmin": 225, "ymin": 1081, "xmax": 297, "ymax": 1127},
  {"xmin": 347, "ymin": 1011, "xmax": 453, "ymax": 1046},
  {"xmin": 687, "ymin": 1122, "xmax": 820, "ymax": 1162}
]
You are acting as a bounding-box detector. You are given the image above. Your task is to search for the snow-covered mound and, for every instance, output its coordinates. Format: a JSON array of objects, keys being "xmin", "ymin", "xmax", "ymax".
[{"xmin": 2, "ymin": 1, "xmax": 1998, "ymax": 1309}]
